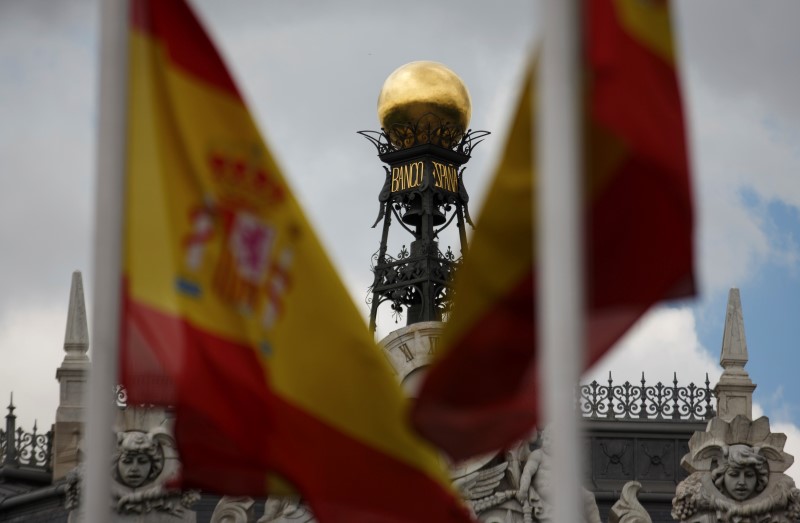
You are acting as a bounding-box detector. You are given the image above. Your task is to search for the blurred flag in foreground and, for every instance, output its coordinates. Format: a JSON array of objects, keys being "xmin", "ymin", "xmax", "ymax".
[
  {"xmin": 119, "ymin": 1, "xmax": 471, "ymax": 521},
  {"xmin": 412, "ymin": 0, "xmax": 694, "ymax": 461}
]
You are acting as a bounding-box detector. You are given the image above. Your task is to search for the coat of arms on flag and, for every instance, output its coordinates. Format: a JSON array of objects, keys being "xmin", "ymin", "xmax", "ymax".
[{"xmin": 177, "ymin": 146, "xmax": 297, "ymax": 331}]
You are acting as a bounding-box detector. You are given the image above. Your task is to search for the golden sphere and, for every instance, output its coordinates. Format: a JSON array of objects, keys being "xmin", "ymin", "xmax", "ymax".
[{"xmin": 377, "ymin": 61, "xmax": 472, "ymax": 133}]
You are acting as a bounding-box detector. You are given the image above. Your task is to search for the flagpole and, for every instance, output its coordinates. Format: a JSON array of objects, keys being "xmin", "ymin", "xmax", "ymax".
[
  {"xmin": 538, "ymin": 0, "xmax": 583, "ymax": 522},
  {"xmin": 82, "ymin": 0, "xmax": 129, "ymax": 521}
]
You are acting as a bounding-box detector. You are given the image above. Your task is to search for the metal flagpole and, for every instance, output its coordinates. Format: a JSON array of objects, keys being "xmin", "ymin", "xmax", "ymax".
[
  {"xmin": 538, "ymin": 0, "xmax": 584, "ymax": 522},
  {"xmin": 82, "ymin": 0, "xmax": 129, "ymax": 520}
]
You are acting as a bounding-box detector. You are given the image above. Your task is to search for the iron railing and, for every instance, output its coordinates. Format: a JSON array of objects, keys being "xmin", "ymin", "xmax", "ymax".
[
  {"xmin": 0, "ymin": 395, "xmax": 53, "ymax": 470},
  {"xmin": 114, "ymin": 372, "xmax": 716, "ymax": 428},
  {"xmin": 579, "ymin": 372, "xmax": 715, "ymax": 421}
]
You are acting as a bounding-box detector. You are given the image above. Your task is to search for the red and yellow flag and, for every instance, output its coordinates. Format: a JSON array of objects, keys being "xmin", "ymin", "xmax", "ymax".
[
  {"xmin": 412, "ymin": 0, "xmax": 694, "ymax": 461},
  {"xmin": 120, "ymin": 1, "xmax": 472, "ymax": 521}
]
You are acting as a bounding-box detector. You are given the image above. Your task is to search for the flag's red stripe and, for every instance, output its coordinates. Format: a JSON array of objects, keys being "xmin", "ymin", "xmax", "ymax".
[
  {"xmin": 130, "ymin": 0, "xmax": 243, "ymax": 102},
  {"xmin": 587, "ymin": 0, "xmax": 688, "ymax": 177},
  {"xmin": 130, "ymin": 0, "xmax": 154, "ymax": 35},
  {"xmin": 177, "ymin": 394, "xmax": 474, "ymax": 522},
  {"xmin": 586, "ymin": 0, "xmax": 694, "ymax": 308},
  {"xmin": 268, "ymin": 396, "xmax": 472, "ymax": 523},
  {"xmin": 412, "ymin": 267, "xmax": 657, "ymax": 460},
  {"xmin": 415, "ymin": 159, "xmax": 693, "ymax": 460},
  {"xmin": 121, "ymin": 288, "xmax": 276, "ymax": 494},
  {"xmin": 121, "ymin": 296, "xmax": 470, "ymax": 522},
  {"xmin": 412, "ymin": 274, "xmax": 538, "ymax": 460},
  {"xmin": 587, "ymin": 156, "xmax": 694, "ymax": 310},
  {"xmin": 414, "ymin": 0, "xmax": 693, "ymax": 461}
]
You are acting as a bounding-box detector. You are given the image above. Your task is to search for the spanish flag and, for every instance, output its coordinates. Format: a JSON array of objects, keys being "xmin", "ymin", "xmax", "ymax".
[
  {"xmin": 412, "ymin": 0, "xmax": 694, "ymax": 460},
  {"xmin": 120, "ymin": 1, "xmax": 472, "ymax": 521}
]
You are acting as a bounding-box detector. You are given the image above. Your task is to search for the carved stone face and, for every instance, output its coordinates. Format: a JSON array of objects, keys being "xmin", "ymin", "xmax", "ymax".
[
  {"xmin": 118, "ymin": 452, "xmax": 153, "ymax": 488},
  {"xmin": 723, "ymin": 465, "xmax": 758, "ymax": 501}
]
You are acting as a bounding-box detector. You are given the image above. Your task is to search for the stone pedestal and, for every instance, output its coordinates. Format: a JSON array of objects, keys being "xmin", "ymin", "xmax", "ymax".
[{"xmin": 714, "ymin": 375, "xmax": 756, "ymax": 422}]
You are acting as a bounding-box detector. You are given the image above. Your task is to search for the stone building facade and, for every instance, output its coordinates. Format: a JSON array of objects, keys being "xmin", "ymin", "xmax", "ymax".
[{"xmin": 0, "ymin": 274, "xmax": 784, "ymax": 523}]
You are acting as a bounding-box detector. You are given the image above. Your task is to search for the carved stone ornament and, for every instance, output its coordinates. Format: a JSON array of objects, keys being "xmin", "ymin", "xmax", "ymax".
[
  {"xmin": 209, "ymin": 496, "xmax": 255, "ymax": 523},
  {"xmin": 258, "ymin": 497, "xmax": 314, "ymax": 523},
  {"xmin": 608, "ymin": 481, "xmax": 653, "ymax": 523},
  {"xmin": 66, "ymin": 414, "xmax": 201, "ymax": 522},
  {"xmin": 110, "ymin": 427, "xmax": 200, "ymax": 519},
  {"xmin": 211, "ymin": 496, "xmax": 314, "ymax": 523},
  {"xmin": 672, "ymin": 415, "xmax": 800, "ymax": 522}
]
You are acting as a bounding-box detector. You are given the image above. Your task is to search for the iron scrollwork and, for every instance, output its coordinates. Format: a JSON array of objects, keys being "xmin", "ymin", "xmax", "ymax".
[{"xmin": 368, "ymin": 244, "xmax": 460, "ymax": 325}]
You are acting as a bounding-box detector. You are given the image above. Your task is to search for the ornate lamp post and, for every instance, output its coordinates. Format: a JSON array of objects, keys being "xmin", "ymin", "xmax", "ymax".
[{"xmin": 359, "ymin": 61, "xmax": 488, "ymax": 332}]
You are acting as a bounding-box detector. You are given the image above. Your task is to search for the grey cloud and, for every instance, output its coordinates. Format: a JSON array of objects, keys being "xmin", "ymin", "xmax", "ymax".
[{"xmin": 676, "ymin": 0, "xmax": 800, "ymax": 121}]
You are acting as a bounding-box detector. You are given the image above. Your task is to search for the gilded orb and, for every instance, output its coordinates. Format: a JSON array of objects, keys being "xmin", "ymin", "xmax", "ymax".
[{"xmin": 377, "ymin": 61, "xmax": 472, "ymax": 136}]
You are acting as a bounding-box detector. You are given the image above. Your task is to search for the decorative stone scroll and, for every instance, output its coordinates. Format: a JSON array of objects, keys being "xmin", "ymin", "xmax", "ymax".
[
  {"xmin": 258, "ymin": 497, "xmax": 314, "ymax": 522},
  {"xmin": 672, "ymin": 415, "xmax": 800, "ymax": 522},
  {"xmin": 209, "ymin": 497, "xmax": 255, "ymax": 523},
  {"xmin": 608, "ymin": 481, "xmax": 653, "ymax": 523},
  {"xmin": 211, "ymin": 496, "xmax": 314, "ymax": 523}
]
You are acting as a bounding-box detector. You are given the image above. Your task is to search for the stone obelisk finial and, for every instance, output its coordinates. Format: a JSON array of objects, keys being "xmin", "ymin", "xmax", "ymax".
[
  {"xmin": 63, "ymin": 271, "xmax": 90, "ymax": 362},
  {"xmin": 54, "ymin": 271, "xmax": 91, "ymax": 480},
  {"xmin": 713, "ymin": 288, "xmax": 756, "ymax": 421}
]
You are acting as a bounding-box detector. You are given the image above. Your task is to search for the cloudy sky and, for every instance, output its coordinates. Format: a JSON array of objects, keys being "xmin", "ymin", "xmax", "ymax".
[{"xmin": 1, "ymin": 0, "xmax": 799, "ymax": 476}]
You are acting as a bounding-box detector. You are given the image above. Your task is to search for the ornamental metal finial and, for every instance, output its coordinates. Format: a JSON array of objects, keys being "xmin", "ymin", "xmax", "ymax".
[{"xmin": 377, "ymin": 61, "xmax": 471, "ymax": 148}]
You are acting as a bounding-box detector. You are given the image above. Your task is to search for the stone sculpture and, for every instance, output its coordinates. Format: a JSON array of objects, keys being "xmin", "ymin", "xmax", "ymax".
[
  {"xmin": 114, "ymin": 430, "xmax": 165, "ymax": 489},
  {"xmin": 512, "ymin": 426, "xmax": 602, "ymax": 523},
  {"xmin": 65, "ymin": 408, "xmax": 200, "ymax": 522},
  {"xmin": 111, "ymin": 428, "xmax": 200, "ymax": 518},
  {"xmin": 445, "ymin": 426, "xmax": 601, "ymax": 523},
  {"xmin": 672, "ymin": 415, "xmax": 800, "ymax": 522}
]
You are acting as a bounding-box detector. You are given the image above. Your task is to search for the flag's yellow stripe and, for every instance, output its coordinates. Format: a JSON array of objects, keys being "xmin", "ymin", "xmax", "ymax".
[{"xmin": 443, "ymin": 63, "xmax": 536, "ymax": 347}]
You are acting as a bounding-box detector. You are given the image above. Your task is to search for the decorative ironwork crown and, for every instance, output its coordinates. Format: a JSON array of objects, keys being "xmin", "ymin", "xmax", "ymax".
[{"xmin": 358, "ymin": 113, "xmax": 489, "ymax": 157}]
